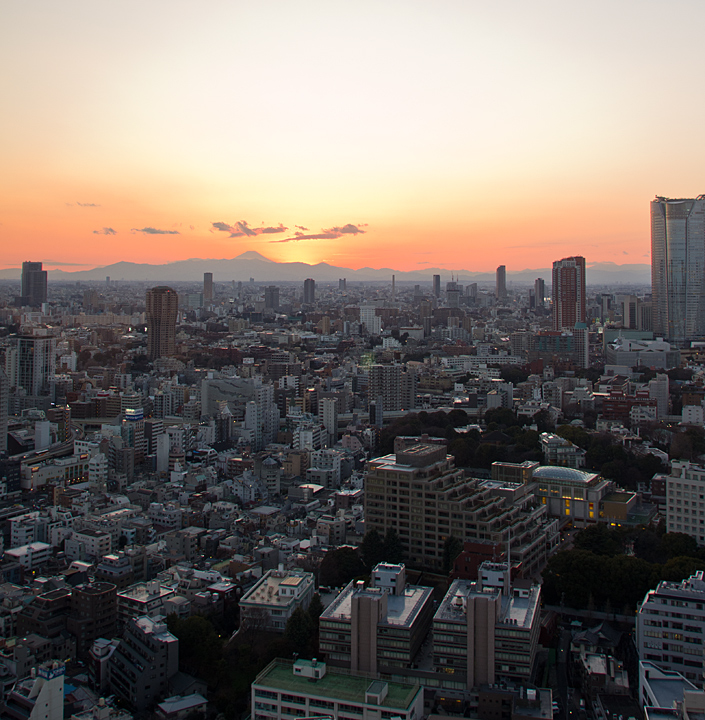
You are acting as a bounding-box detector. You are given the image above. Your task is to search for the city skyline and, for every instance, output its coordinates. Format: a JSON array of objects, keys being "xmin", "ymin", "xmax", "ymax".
[{"xmin": 4, "ymin": 2, "xmax": 705, "ymax": 273}]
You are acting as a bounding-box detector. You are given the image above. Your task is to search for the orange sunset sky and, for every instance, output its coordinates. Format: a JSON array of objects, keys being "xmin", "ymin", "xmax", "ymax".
[{"xmin": 3, "ymin": 1, "xmax": 705, "ymax": 274}]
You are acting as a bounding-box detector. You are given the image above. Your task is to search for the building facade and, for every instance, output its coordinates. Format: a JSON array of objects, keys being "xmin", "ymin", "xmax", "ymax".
[
  {"xmin": 108, "ymin": 615, "xmax": 178, "ymax": 710},
  {"xmin": 368, "ymin": 364, "xmax": 416, "ymax": 412},
  {"xmin": 636, "ymin": 571, "xmax": 705, "ymax": 683},
  {"xmin": 666, "ymin": 460, "xmax": 705, "ymax": 545}
]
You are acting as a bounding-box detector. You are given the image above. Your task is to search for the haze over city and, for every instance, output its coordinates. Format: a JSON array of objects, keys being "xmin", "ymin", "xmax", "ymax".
[
  {"xmin": 4, "ymin": 1, "xmax": 705, "ymax": 273},
  {"xmin": 7, "ymin": 3, "xmax": 705, "ymax": 718}
]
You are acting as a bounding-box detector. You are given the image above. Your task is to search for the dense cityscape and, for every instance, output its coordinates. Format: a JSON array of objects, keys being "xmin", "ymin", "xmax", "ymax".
[{"xmin": 0, "ymin": 197, "xmax": 704, "ymax": 719}]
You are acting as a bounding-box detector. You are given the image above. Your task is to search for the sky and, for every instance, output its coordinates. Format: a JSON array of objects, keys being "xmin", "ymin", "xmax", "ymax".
[{"xmin": 3, "ymin": 0, "xmax": 705, "ymax": 274}]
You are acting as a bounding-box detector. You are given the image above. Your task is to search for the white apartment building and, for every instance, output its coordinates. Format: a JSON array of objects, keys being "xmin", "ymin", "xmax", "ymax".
[
  {"xmin": 636, "ymin": 571, "xmax": 705, "ymax": 683},
  {"xmin": 148, "ymin": 502, "xmax": 182, "ymax": 530},
  {"xmin": 117, "ymin": 582, "xmax": 176, "ymax": 629},
  {"xmin": 4, "ymin": 542, "xmax": 51, "ymax": 570},
  {"xmin": 9, "ymin": 508, "xmax": 73, "ymax": 548},
  {"xmin": 310, "ymin": 448, "xmax": 344, "ymax": 486},
  {"xmin": 239, "ymin": 569, "xmax": 315, "ymax": 632},
  {"xmin": 666, "ymin": 461, "xmax": 705, "ymax": 545},
  {"xmin": 66, "ymin": 528, "xmax": 112, "ymax": 561},
  {"xmin": 293, "ymin": 422, "xmax": 325, "ymax": 451}
]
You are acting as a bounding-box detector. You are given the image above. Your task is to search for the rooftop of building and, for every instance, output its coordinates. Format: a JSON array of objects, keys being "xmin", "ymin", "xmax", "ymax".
[
  {"xmin": 254, "ymin": 658, "xmax": 420, "ymax": 710},
  {"xmin": 532, "ymin": 466, "xmax": 600, "ymax": 485},
  {"xmin": 369, "ymin": 446, "xmax": 452, "ymax": 473},
  {"xmin": 74, "ymin": 582, "xmax": 116, "ymax": 595},
  {"xmin": 240, "ymin": 569, "xmax": 313, "ymax": 606},
  {"xmin": 644, "ymin": 571, "xmax": 705, "ymax": 600},
  {"xmin": 641, "ymin": 662, "xmax": 697, "ymax": 710},
  {"xmin": 74, "ymin": 527, "xmax": 111, "ymax": 538},
  {"xmin": 435, "ymin": 577, "xmax": 540, "ymax": 630},
  {"xmin": 321, "ymin": 580, "xmax": 433, "ymax": 629},
  {"xmin": 4, "ymin": 542, "xmax": 52, "ymax": 554},
  {"xmin": 133, "ymin": 614, "xmax": 177, "ymax": 642},
  {"xmin": 602, "ymin": 491, "xmax": 636, "ymax": 504},
  {"xmin": 500, "ymin": 586, "xmax": 541, "ymax": 629},
  {"xmin": 118, "ymin": 581, "xmax": 173, "ymax": 602}
]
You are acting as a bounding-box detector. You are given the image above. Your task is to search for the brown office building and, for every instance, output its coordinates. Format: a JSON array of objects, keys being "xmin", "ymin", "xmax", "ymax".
[
  {"xmin": 364, "ymin": 443, "xmax": 556, "ymax": 574},
  {"xmin": 319, "ymin": 563, "xmax": 433, "ymax": 673}
]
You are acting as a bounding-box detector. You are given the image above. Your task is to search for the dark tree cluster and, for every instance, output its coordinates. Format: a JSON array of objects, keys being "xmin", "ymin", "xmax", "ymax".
[
  {"xmin": 542, "ymin": 525, "xmax": 705, "ymax": 613},
  {"xmin": 165, "ymin": 594, "xmax": 324, "ymax": 719},
  {"xmin": 555, "ymin": 425, "xmax": 668, "ymax": 491},
  {"xmin": 319, "ymin": 529, "xmax": 406, "ymax": 588},
  {"xmin": 376, "ymin": 409, "xmax": 544, "ymax": 469}
]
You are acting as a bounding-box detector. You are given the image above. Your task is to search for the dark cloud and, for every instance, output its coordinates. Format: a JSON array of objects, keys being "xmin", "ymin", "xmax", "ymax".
[
  {"xmin": 324, "ymin": 223, "xmax": 367, "ymax": 235},
  {"xmin": 77, "ymin": 202, "xmax": 101, "ymax": 207},
  {"xmin": 260, "ymin": 224, "xmax": 287, "ymax": 234},
  {"xmin": 131, "ymin": 227, "xmax": 180, "ymax": 235},
  {"xmin": 211, "ymin": 220, "xmax": 287, "ymax": 237},
  {"xmin": 271, "ymin": 222, "xmax": 367, "ymax": 244},
  {"xmin": 295, "ymin": 225, "xmax": 309, "ymax": 231},
  {"xmin": 93, "ymin": 227, "xmax": 117, "ymax": 235},
  {"xmin": 270, "ymin": 232, "xmax": 339, "ymax": 244}
]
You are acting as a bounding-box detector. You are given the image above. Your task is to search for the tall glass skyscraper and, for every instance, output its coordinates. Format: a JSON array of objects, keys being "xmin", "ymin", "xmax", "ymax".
[{"xmin": 651, "ymin": 196, "xmax": 705, "ymax": 347}]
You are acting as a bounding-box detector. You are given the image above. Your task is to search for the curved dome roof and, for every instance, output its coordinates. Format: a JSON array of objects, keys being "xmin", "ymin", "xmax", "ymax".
[{"xmin": 532, "ymin": 466, "xmax": 596, "ymax": 482}]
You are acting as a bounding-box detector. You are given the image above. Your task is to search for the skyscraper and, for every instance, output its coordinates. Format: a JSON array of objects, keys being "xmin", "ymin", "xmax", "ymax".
[
  {"xmin": 432, "ymin": 274, "xmax": 441, "ymax": 298},
  {"xmin": 303, "ymin": 278, "xmax": 315, "ymax": 304},
  {"xmin": 552, "ymin": 256, "xmax": 586, "ymax": 331},
  {"xmin": 146, "ymin": 286, "xmax": 178, "ymax": 359},
  {"xmin": 651, "ymin": 195, "xmax": 705, "ymax": 346},
  {"xmin": 5, "ymin": 336, "xmax": 56, "ymax": 397},
  {"xmin": 534, "ymin": 278, "xmax": 545, "ymax": 308},
  {"xmin": 203, "ymin": 272, "xmax": 213, "ymax": 303},
  {"xmin": 0, "ymin": 368, "xmax": 8, "ymax": 454},
  {"xmin": 21, "ymin": 261, "xmax": 47, "ymax": 307},
  {"xmin": 496, "ymin": 265, "xmax": 507, "ymax": 299},
  {"xmin": 264, "ymin": 285, "xmax": 279, "ymax": 311}
]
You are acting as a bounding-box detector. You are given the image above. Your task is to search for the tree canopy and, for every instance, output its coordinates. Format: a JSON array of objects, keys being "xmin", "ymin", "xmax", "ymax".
[{"xmin": 319, "ymin": 546, "xmax": 366, "ymax": 588}]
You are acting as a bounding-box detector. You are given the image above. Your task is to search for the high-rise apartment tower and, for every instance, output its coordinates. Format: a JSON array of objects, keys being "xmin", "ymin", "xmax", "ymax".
[
  {"xmin": 203, "ymin": 272, "xmax": 213, "ymax": 303},
  {"xmin": 146, "ymin": 286, "xmax": 178, "ymax": 359},
  {"xmin": 552, "ymin": 256, "xmax": 586, "ymax": 331},
  {"xmin": 303, "ymin": 278, "xmax": 315, "ymax": 304},
  {"xmin": 496, "ymin": 265, "xmax": 507, "ymax": 299},
  {"xmin": 534, "ymin": 278, "xmax": 545, "ymax": 308},
  {"xmin": 21, "ymin": 261, "xmax": 47, "ymax": 307}
]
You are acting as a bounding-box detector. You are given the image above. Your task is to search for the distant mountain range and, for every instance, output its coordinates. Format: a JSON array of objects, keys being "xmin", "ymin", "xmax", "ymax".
[{"xmin": 0, "ymin": 252, "xmax": 652, "ymax": 286}]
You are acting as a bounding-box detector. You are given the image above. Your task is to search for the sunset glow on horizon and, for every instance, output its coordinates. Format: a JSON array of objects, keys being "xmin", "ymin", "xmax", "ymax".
[{"xmin": 3, "ymin": 1, "xmax": 705, "ymax": 274}]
